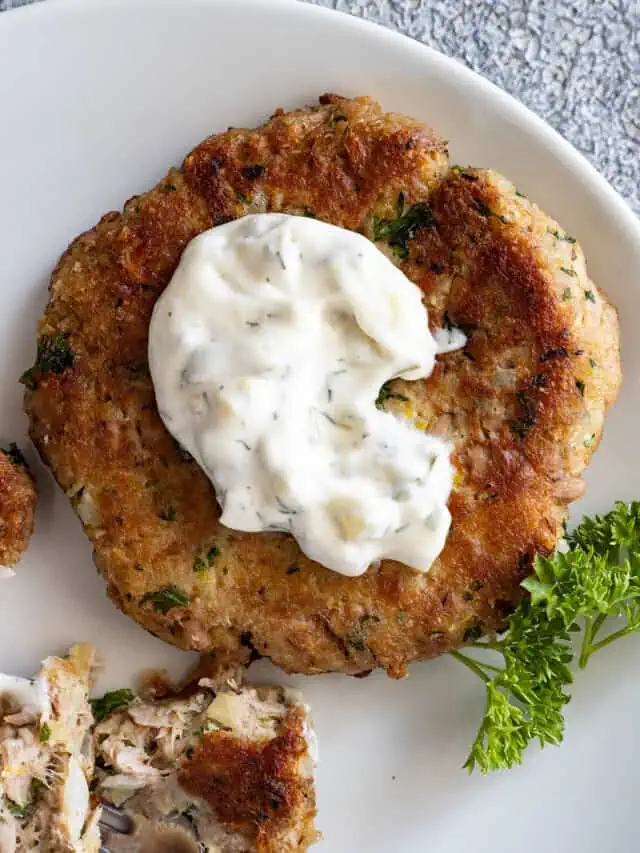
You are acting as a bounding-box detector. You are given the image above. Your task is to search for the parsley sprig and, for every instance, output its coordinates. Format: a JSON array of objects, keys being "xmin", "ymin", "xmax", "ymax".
[{"xmin": 455, "ymin": 501, "xmax": 640, "ymax": 772}]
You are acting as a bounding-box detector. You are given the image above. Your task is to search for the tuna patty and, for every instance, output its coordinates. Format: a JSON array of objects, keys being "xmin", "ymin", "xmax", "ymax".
[
  {"xmin": 0, "ymin": 444, "xmax": 36, "ymax": 575},
  {"xmin": 23, "ymin": 96, "xmax": 621, "ymax": 678}
]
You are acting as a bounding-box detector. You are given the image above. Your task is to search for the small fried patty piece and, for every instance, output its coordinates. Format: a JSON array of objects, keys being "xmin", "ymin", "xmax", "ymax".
[
  {"xmin": 0, "ymin": 444, "xmax": 36, "ymax": 572},
  {"xmin": 93, "ymin": 680, "xmax": 318, "ymax": 853},
  {"xmin": 0, "ymin": 644, "xmax": 101, "ymax": 853},
  {"xmin": 24, "ymin": 97, "xmax": 620, "ymax": 678}
]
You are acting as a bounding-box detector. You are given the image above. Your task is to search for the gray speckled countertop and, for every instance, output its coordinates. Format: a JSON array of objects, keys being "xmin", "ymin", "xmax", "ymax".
[{"xmin": 2, "ymin": 0, "xmax": 638, "ymax": 213}]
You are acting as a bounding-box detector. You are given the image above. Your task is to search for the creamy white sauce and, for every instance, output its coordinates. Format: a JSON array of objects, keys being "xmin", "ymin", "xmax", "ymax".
[{"xmin": 149, "ymin": 214, "xmax": 461, "ymax": 577}]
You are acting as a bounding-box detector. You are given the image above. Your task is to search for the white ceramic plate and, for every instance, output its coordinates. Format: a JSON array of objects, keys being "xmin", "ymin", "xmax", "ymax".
[{"xmin": 2, "ymin": 1, "xmax": 640, "ymax": 850}]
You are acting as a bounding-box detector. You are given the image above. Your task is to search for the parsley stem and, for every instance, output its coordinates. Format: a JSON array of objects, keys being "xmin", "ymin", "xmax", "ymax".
[
  {"xmin": 469, "ymin": 640, "xmax": 500, "ymax": 651},
  {"xmin": 582, "ymin": 622, "xmax": 639, "ymax": 664},
  {"xmin": 579, "ymin": 616, "xmax": 596, "ymax": 669},
  {"xmin": 481, "ymin": 662, "xmax": 504, "ymax": 673},
  {"xmin": 450, "ymin": 650, "xmax": 491, "ymax": 683},
  {"xmin": 590, "ymin": 613, "xmax": 607, "ymax": 642}
]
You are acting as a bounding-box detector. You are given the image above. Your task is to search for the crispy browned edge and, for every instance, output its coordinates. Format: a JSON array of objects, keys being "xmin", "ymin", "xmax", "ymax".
[
  {"xmin": 179, "ymin": 705, "xmax": 317, "ymax": 853},
  {"xmin": 0, "ymin": 448, "xmax": 36, "ymax": 567},
  {"xmin": 23, "ymin": 95, "xmax": 621, "ymax": 678}
]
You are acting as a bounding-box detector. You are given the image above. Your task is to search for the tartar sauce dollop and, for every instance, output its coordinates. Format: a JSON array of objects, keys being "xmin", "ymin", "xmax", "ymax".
[{"xmin": 149, "ymin": 214, "xmax": 461, "ymax": 577}]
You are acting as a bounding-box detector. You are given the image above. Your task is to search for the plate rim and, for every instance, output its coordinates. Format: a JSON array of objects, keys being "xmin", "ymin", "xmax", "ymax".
[{"xmin": 2, "ymin": 0, "xmax": 639, "ymax": 251}]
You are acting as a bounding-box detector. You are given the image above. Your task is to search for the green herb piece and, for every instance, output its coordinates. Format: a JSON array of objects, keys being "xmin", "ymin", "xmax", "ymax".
[
  {"xmin": 515, "ymin": 190, "xmax": 527, "ymax": 199},
  {"xmin": 159, "ymin": 506, "xmax": 176, "ymax": 522},
  {"xmin": 90, "ymin": 688, "xmax": 136, "ymax": 722},
  {"xmin": 181, "ymin": 803, "xmax": 199, "ymax": 825},
  {"xmin": 463, "ymin": 625, "xmax": 483, "ymax": 643},
  {"xmin": 5, "ymin": 782, "xmax": 44, "ymax": 821},
  {"xmin": 576, "ymin": 379, "xmax": 585, "ymax": 396},
  {"xmin": 20, "ymin": 369, "xmax": 37, "ymax": 390},
  {"xmin": 6, "ymin": 799, "xmax": 27, "ymax": 818},
  {"xmin": 20, "ymin": 334, "xmax": 75, "ymax": 389},
  {"xmin": 375, "ymin": 381, "xmax": 409, "ymax": 410},
  {"xmin": 560, "ymin": 266, "xmax": 577, "ymax": 277},
  {"xmin": 562, "ymin": 287, "xmax": 572, "ymax": 301},
  {"xmin": 471, "ymin": 198, "xmax": 493, "ymax": 218},
  {"xmin": 454, "ymin": 501, "xmax": 640, "ymax": 773},
  {"xmin": 542, "ymin": 346, "xmax": 569, "ymax": 362},
  {"xmin": 39, "ymin": 723, "xmax": 51, "ymax": 743},
  {"xmin": 509, "ymin": 390, "xmax": 537, "ymax": 440},
  {"xmin": 2, "ymin": 443, "xmax": 27, "ymax": 468},
  {"xmin": 195, "ymin": 718, "xmax": 224, "ymax": 738},
  {"xmin": 34, "ymin": 334, "xmax": 74, "ymax": 374},
  {"xmin": 194, "ymin": 545, "xmax": 221, "ymax": 573},
  {"xmin": 467, "ymin": 196, "xmax": 509, "ymax": 224},
  {"xmin": 345, "ymin": 614, "xmax": 381, "ymax": 652},
  {"xmin": 589, "ymin": 358, "xmax": 597, "ymax": 368},
  {"xmin": 585, "ymin": 290, "xmax": 596, "ymax": 303},
  {"xmin": 372, "ymin": 202, "xmax": 434, "ymax": 260},
  {"xmin": 30, "ymin": 779, "xmax": 45, "ymax": 798},
  {"xmin": 140, "ymin": 585, "xmax": 190, "ymax": 614},
  {"xmin": 548, "ymin": 229, "xmax": 577, "ymax": 243},
  {"xmin": 346, "ymin": 634, "xmax": 366, "ymax": 652},
  {"xmin": 241, "ymin": 164, "xmax": 265, "ymax": 180}
]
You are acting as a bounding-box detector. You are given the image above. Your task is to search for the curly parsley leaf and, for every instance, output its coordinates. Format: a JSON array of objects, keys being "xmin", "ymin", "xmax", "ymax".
[
  {"xmin": 455, "ymin": 501, "xmax": 640, "ymax": 772},
  {"xmin": 90, "ymin": 688, "xmax": 136, "ymax": 722},
  {"xmin": 453, "ymin": 600, "xmax": 573, "ymax": 773}
]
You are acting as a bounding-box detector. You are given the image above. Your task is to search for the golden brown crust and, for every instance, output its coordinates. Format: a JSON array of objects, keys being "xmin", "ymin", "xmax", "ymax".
[
  {"xmin": 24, "ymin": 97, "xmax": 621, "ymax": 677},
  {"xmin": 0, "ymin": 446, "xmax": 36, "ymax": 568},
  {"xmin": 179, "ymin": 706, "xmax": 317, "ymax": 853}
]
